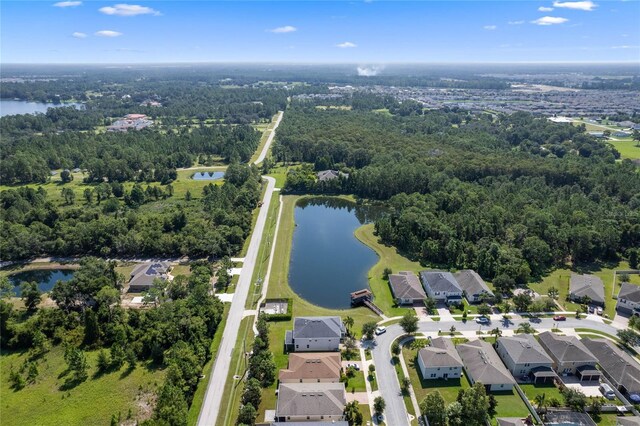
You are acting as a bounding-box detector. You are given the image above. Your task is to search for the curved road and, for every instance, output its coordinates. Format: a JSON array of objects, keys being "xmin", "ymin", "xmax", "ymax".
[
  {"xmin": 372, "ymin": 317, "xmax": 621, "ymax": 426},
  {"xmin": 197, "ymin": 176, "xmax": 276, "ymax": 426}
]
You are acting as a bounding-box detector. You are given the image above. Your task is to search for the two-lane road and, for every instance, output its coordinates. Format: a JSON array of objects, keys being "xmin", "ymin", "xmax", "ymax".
[
  {"xmin": 197, "ymin": 176, "xmax": 276, "ymax": 426},
  {"xmin": 372, "ymin": 316, "xmax": 620, "ymax": 426}
]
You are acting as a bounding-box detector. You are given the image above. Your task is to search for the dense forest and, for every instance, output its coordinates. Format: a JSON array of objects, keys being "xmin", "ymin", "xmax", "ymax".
[
  {"xmin": 1, "ymin": 258, "xmax": 225, "ymax": 425},
  {"xmin": 278, "ymin": 101, "xmax": 640, "ymax": 287},
  {"xmin": 0, "ymin": 163, "xmax": 262, "ymax": 261}
]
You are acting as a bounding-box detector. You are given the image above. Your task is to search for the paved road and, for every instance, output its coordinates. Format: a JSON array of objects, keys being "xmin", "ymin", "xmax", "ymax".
[
  {"xmin": 197, "ymin": 176, "xmax": 276, "ymax": 426},
  {"xmin": 371, "ymin": 317, "xmax": 621, "ymax": 426},
  {"xmin": 253, "ymin": 111, "xmax": 283, "ymax": 165}
]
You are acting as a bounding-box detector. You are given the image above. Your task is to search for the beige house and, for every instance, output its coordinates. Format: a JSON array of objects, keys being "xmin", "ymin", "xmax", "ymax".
[{"xmin": 279, "ymin": 353, "xmax": 342, "ymax": 383}]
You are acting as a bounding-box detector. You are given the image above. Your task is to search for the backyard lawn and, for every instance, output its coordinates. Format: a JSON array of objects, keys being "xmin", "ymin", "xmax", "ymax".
[
  {"xmin": 344, "ymin": 369, "xmax": 367, "ymax": 392},
  {"xmin": 519, "ymin": 383, "xmax": 564, "ymax": 405}
]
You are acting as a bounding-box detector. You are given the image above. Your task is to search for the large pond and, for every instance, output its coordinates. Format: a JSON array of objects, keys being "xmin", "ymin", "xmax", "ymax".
[
  {"xmin": 8, "ymin": 269, "xmax": 75, "ymax": 296},
  {"xmin": 0, "ymin": 99, "xmax": 84, "ymax": 117},
  {"xmin": 288, "ymin": 197, "xmax": 383, "ymax": 309},
  {"xmin": 192, "ymin": 171, "xmax": 225, "ymax": 181}
]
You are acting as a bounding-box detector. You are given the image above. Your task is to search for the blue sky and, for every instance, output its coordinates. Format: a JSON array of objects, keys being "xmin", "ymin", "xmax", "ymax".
[{"xmin": 1, "ymin": 1, "xmax": 639, "ymax": 63}]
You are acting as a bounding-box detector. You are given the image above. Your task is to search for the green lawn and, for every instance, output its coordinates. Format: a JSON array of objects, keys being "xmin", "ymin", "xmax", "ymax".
[
  {"xmin": 344, "ymin": 370, "xmax": 367, "ymax": 392},
  {"xmin": 519, "ymin": 383, "xmax": 564, "ymax": 406},
  {"xmin": 608, "ymin": 140, "xmax": 640, "ymax": 160},
  {"xmin": 491, "ymin": 390, "xmax": 531, "ymax": 423},
  {"xmin": 0, "ymin": 346, "xmax": 165, "ymax": 426},
  {"xmin": 354, "ymin": 223, "xmax": 424, "ymax": 318},
  {"xmin": 595, "ymin": 413, "xmax": 625, "ymax": 426}
]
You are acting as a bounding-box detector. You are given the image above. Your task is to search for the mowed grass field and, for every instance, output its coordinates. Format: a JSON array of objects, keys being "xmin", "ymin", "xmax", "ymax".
[
  {"xmin": 608, "ymin": 139, "xmax": 640, "ymax": 160},
  {"xmin": 0, "ymin": 346, "xmax": 165, "ymax": 426}
]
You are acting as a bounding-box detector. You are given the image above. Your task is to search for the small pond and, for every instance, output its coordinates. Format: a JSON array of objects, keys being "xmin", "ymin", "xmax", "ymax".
[
  {"xmin": 288, "ymin": 197, "xmax": 384, "ymax": 309},
  {"xmin": 0, "ymin": 99, "xmax": 84, "ymax": 117},
  {"xmin": 8, "ymin": 269, "xmax": 75, "ymax": 296},
  {"xmin": 192, "ymin": 171, "xmax": 225, "ymax": 181}
]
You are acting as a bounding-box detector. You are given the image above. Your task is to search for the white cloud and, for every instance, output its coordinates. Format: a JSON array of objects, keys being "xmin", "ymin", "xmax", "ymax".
[
  {"xmin": 54, "ymin": 1, "xmax": 82, "ymax": 7},
  {"xmin": 484, "ymin": 25, "xmax": 497, "ymax": 30},
  {"xmin": 552, "ymin": 1, "xmax": 597, "ymax": 11},
  {"xmin": 336, "ymin": 41, "xmax": 357, "ymax": 48},
  {"xmin": 99, "ymin": 4, "xmax": 160, "ymax": 16},
  {"xmin": 531, "ymin": 16, "xmax": 569, "ymax": 25},
  {"xmin": 612, "ymin": 45, "xmax": 639, "ymax": 49},
  {"xmin": 95, "ymin": 30, "xmax": 123, "ymax": 37},
  {"xmin": 357, "ymin": 66, "xmax": 382, "ymax": 76},
  {"xmin": 268, "ymin": 25, "xmax": 297, "ymax": 33},
  {"xmin": 538, "ymin": 6, "xmax": 555, "ymax": 11},
  {"xmin": 72, "ymin": 32, "xmax": 87, "ymax": 38},
  {"xmin": 508, "ymin": 20, "xmax": 525, "ymax": 25}
]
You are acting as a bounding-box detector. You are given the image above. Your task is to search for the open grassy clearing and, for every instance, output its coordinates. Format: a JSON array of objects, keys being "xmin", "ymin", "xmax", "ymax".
[
  {"xmin": 354, "ymin": 223, "xmax": 423, "ymax": 318},
  {"xmin": 608, "ymin": 140, "xmax": 640, "ymax": 160},
  {"xmin": 0, "ymin": 346, "xmax": 165, "ymax": 426}
]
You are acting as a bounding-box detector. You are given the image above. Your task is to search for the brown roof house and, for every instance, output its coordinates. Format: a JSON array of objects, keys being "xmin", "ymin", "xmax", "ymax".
[
  {"xmin": 275, "ymin": 382, "xmax": 346, "ymax": 423},
  {"xmin": 389, "ymin": 271, "xmax": 427, "ymax": 305},
  {"xmin": 279, "ymin": 353, "xmax": 342, "ymax": 383}
]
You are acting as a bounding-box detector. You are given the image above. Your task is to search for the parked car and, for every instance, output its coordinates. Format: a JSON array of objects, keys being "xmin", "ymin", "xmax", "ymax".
[
  {"xmin": 597, "ymin": 307, "xmax": 604, "ymax": 316},
  {"xmin": 346, "ymin": 362, "xmax": 360, "ymax": 371},
  {"xmin": 588, "ymin": 306, "xmax": 595, "ymax": 314},
  {"xmin": 375, "ymin": 326, "xmax": 387, "ymax": 335},
  {"xmin": 600, "ymin": 383, "xmax": 615, "ymax": 400},
  {"xmin": 553, "ymin": 315, "xmax": 566, "ymax": 321},
  {"xmin": 475, "ymin": 316, "xmax": 490, "ymax": 324}
]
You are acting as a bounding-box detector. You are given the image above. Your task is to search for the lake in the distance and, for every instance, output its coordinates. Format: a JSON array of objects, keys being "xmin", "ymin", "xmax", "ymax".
[
  {"xmin": 8, "ymin": 269, "xmax": 75, "ymax": 296},
  {"xmin": 192, "ymin": 171, "xmax": 225, "ymax": 181},
  {"xmin": 288, "ymin": 197, "xmax": 383, "ymax": 309},
  {"xmin": 0, "ymin": 99, "xmax": 84, "ymax": 117}
]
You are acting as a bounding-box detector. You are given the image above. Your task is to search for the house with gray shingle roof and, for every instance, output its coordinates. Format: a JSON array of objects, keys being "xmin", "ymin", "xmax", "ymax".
[
  {"xmin": 275, "ymin": 382, "xmax": 346, "ymax": 422},
  {"xmin": 616, "ymin": 282, "xmax": 640, "ymax": 316},
  {"xmin": 419, "ymin": 271, "xmax": 463, "ymax": 305},
  {"xmin": 128, "ymin": 262, "xmax": 171, "ymax": 292},
  {"xmin": 285, "ymin": 317, "xmax": 345, "ymax": 352},
  {"xmin": 389, "ymin": 271, "xmax": 427, "ymax": 305},
  {"xmin": 569, "ymin": 274, "xmax": 605, "ymax": 306},
  {"xmin": 495, "ymin": 334, "xmax": 556, "ymax": 383},
  {"xmin": 582, "ymin": 338, "xmax": 640, "ymax": 400},
  {"xmin": 316, "ymin": 170, "xmax": 348, "ymax": 182},
  {"xmin": 538, "ymin": 331, "xmax": 601, "ymax": 381},
  {"xmin": 417, "ymin": 337, "xmax": 463, "ymax": 380},
  {"xmin": 454, "ymin": 270, "xmax": 494, "ymax": 303},
  {"xmin": 456, "ymin": 339, "xmax": 516, "ymax": 391}
]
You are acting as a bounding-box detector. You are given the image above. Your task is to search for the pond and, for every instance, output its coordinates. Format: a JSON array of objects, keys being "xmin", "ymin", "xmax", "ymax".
[
  {"xmin": 0, "ymin": 99, "xmax": 84, "ymax": 117},
  {"xmin": 192, "ymin": 171, "xmax": 225, "ymax": 181},
  {"xmin": 288, "ymin": 197, "xmax": 384, "ymax": 309},
  {"xmin": 8, "ymin": 269, "xmax": 75, "ymax": 296}
]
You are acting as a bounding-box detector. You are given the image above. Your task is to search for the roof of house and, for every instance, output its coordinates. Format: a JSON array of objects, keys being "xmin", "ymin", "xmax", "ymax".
[
  {"xmin": 456, "ymin": 339, "xmax": 516, "ymax": 386},
  {"xmin": 275, "ymin": 382, "xmax": 346, "ymax": 417},
  {"xmin": 569, "ymin": 274, "xmax": 605, "ymax": 304},
  {"xmin": 420, "ymin": 271, "xmax": 462, "ymax": 294},
  {"xmin": 497, "ymin": 418, "xmax": 529, "ymax": 426},
  {"xmin": 497, "ymin": 334, "xmax": 554, "ymax": 365},
  {"xmin": 316, "ymin": 170, "xmax": 348, "ymax": 182},
  {"xmin": 538, "ymin": 331, "xmax": 597, "ymax": 364},
  {"xmin": 418, "ymin": 337, "xmax": 463, "ymax": 369},
  {"xmin": 279, "ymin": 353, "xmax": 342, "ymax": 382},
  {"xmin": 270, "ymin": 422, "xmax": 349, "ymax": 426},
  {"xmin": 129, "ymin": 262, "xmax": 171, "ymax": 289},
  {"xmin": 582, "ymin": 338, "xmax": 640, "ymax": 393},
  {"xmin": 389, "ymin": 271, "xmax": 427, "ymax": 301},
  {"xmin": 618, "ymin": 283, "xmax": 640, "ymax": 304},
  {"xmin": 292, "ymin": 317, "xmax": 345, "ymax": 340},
  {"xmin": 618, "ymin": 417, "xmax": 640, "ymax": 426},
  {"xmin": 454, "ymin": 270, "xmax": 494, "ymax": 298}
]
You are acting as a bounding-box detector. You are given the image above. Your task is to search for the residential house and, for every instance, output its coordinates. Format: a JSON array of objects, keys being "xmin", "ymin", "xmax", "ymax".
[
  {"xmin": 495, "ymin": 334, "xmax": 556, "ymax": 383},
  {"xmin": 419, "ymin": 271, "xmax": 463, "ymax": 305},
  {"xmin": 279, "ymin": 353, "xmax": 342, "ymax": 383},
  {"xmin": 389, "ymin": 271, "xmax": 427, "ymax": 305},
  {"xmin": 417, "ymin": 337, "xmax": 463, "ymax": 380},
  {"xmin": 538, "ymin": 331, "xmax": 601, "ymax": 381},
  {"xmin": 316, "ymin": 170, "xmax": 348, "ymax": 182},
  {"xmin": 285, "ymin": 317, "xmax": 345, "ymax": 352},
  {"xmin": 454, "ymin": 269, "xmax": 494, "ymax": 304},
  {"xmin": 618, "ymin": 121, "xmax": 637, "ymax": 129},
  {"xmin": 274, "ymin": 382, "xmax": 346, "ymax": 422},
  {"xmin": 497, "ymin": 418, "xmax": 534, "ymax": 426},
  {"xmin": 569, "ymin": 274, "xmax": 605, "ymax": 306},
  {"xmin": 128, "ymin": 262, "xmax": 171, "ymax": 292},
  {"xmin": 582, "ymin": 338, "xmax": 640, "ymax": 400},
  {"xmin": 268, "ymin": 423, "xmax": 349, "ymax": 426},
  {"xmin": 456, "ymin": 339, "xmax": 516, "ymax": 391},
  {"xmin": 616, "ymin": 282, "xmax": 640, "ymax": 316}
]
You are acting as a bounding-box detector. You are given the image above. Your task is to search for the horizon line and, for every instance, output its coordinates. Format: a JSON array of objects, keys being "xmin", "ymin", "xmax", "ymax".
[{"xmin": 2, "ymin": 61, "xmax": 640, "ymax": 66}]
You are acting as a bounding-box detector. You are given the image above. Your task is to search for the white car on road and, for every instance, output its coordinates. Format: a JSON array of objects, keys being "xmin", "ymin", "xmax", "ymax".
[{"xmin": 375, "ymin": 326, "xmax": 387, "ymax": 335}]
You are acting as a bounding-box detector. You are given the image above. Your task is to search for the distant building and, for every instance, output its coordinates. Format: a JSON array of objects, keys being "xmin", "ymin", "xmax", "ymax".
[
  {"xmin": 618, "ymin": 121, "xmax": 637, "ymax": 129},
  {"xmin": 569, "ymin": 274, "xmax": 605, "ymax": 306},
  {"xmin": 107, "ymin": 113, "xmax": 153, "ymax": 132},
  {"xmin": 278, "ymin": 353, "xmax": 342, "ymax": 383},
  {"xmin": 613, "ymin": 131, "xmax": 631, "ymax": 138},
  {"xmin": 538, "ymin": 331, "xmax": 600, "ymax": 380},
  {"xmin": 275, "ymin": 382, "xmax": 346, "ymax": 423},
  {"xmin": 419, "ymin": 271, "xmax": 463, "ymax": 305},
  {"xmin": 456, "ymin": 339, "xmax": 516, "ymax": 391},
  {"xmin": 417, "ymin": 337, "xmax": 463, "ymax": 380},
  {"xmin": 616, "ymin": 282, "xmax": 640, "ymax": 316},
  {"xmin": 316, "ymin": 170, "xmax": 348, "ymax": 182},
  {"xmin": 454, "ymin": 269, "xmax": 494, "ymax": 304},
  {"xmin": 128, "ymin": 262, "xmax": 171, "ymax": 292},
  {"xmin": 388, "ymin": 271, "xmax": 427, "ymax": 305},
  {"xmin": 285, "ymin": 317, "xmax": 345, "ymax": 352}
]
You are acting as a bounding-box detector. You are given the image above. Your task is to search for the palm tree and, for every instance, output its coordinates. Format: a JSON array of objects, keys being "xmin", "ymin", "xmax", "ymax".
[
  {"xmin": 534, "ymin": 393, "xmax": 547, "ymax": 414},
  {"xmin": 491, "ymin": 327, "xmax": 502, "ymax": 339},
  {"xmin": 517, "ymin": 322, "xmax": 535, "ymax": 334},
  {"xmin": 344, "ymin": 316, "xmax": 354, "ymax": 336}
]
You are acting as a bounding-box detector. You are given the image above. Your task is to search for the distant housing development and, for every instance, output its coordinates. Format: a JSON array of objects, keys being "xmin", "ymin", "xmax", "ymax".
[{"xmin": 107, "ymin": 113, "xmax": 154, "ymax": 132}]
